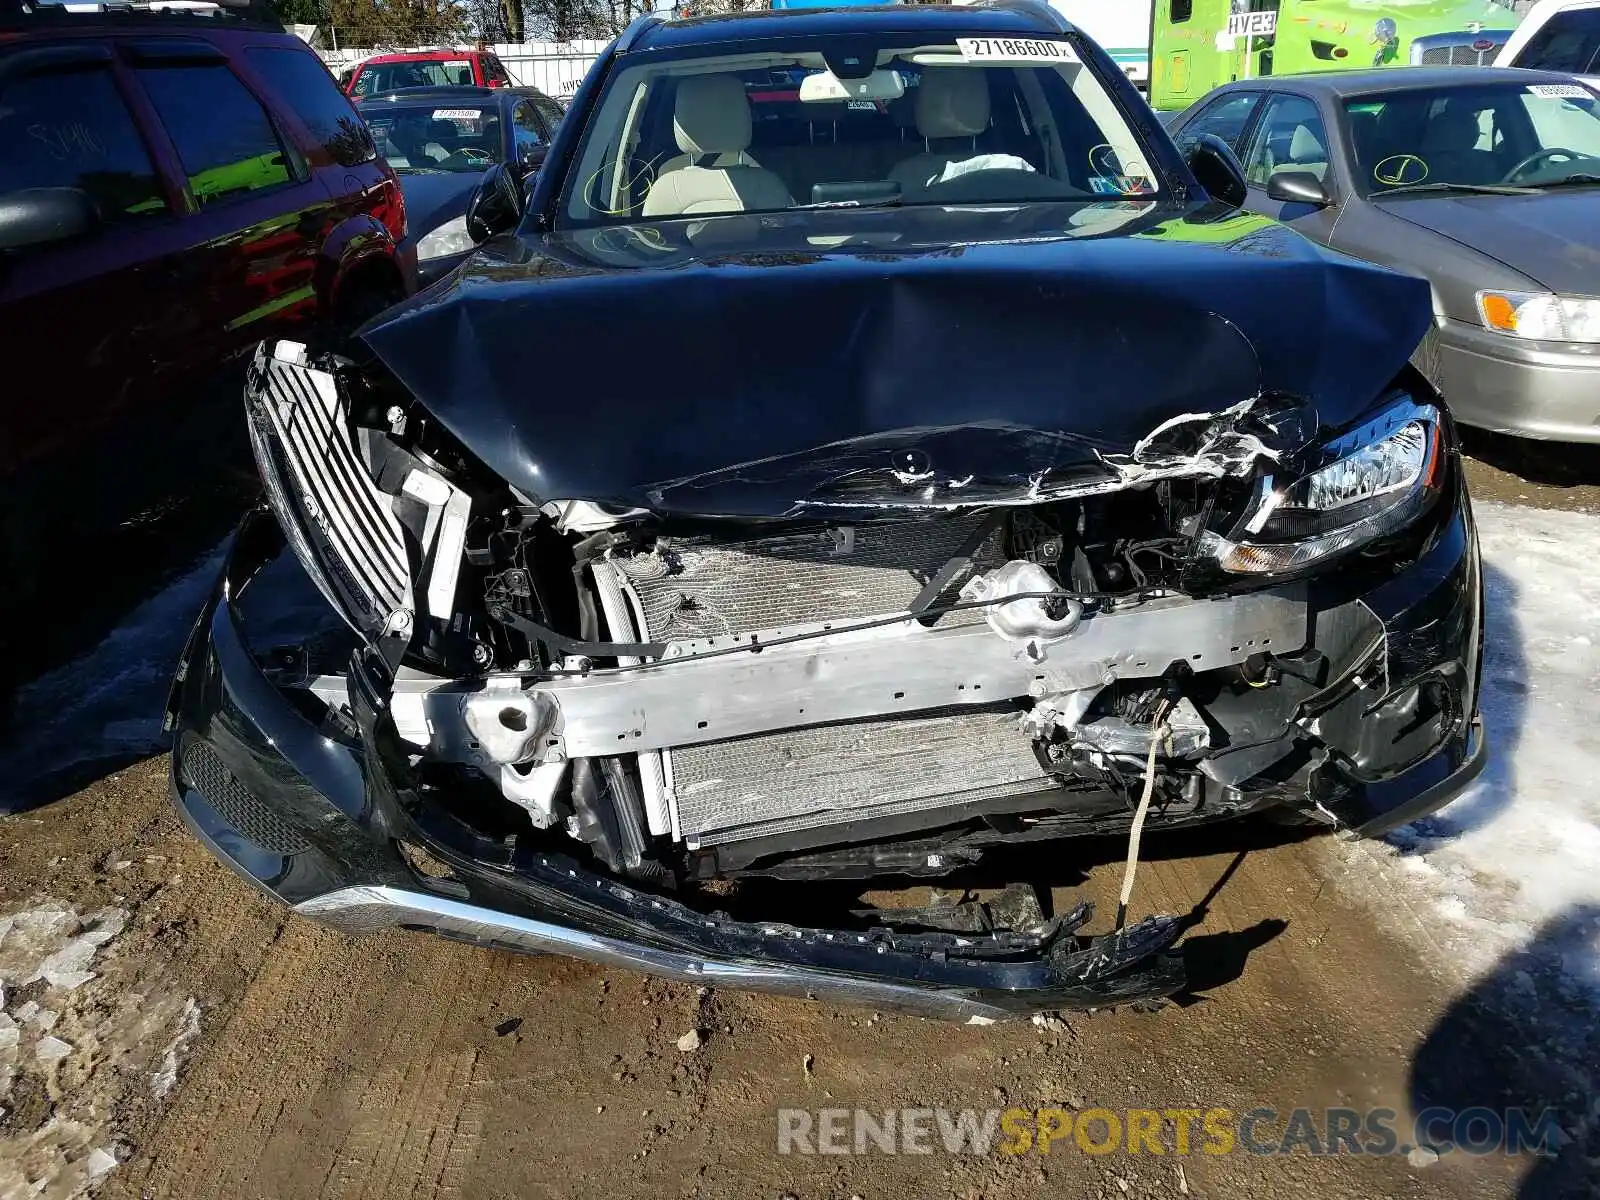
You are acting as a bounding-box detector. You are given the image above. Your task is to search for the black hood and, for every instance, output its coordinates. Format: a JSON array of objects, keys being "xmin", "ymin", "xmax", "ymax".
[
  {"xmin": 1377, "ymin": 188, "xmax": 1600, "ymax": 294},
  {"xmin": 359, "ymin": 202, "xmax": 1433, "ymax": 517}
]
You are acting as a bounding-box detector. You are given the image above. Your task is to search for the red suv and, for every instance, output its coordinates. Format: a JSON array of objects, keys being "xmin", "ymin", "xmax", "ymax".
[
  {"xmin": 0, "ymin": 1, "xmax": 416, "ymax": 704},
  {"xmin": 345, "ymin": 47, "xmax": 515, "ymax": 97}
]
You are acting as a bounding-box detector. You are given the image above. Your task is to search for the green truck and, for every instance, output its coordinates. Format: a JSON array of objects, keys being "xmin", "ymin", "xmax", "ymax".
[{"xmin": 1148, "ymin": 0, "xmax": 1523, "ymax": 110}]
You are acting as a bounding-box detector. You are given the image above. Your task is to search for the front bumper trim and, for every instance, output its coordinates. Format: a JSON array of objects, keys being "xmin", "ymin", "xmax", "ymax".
[{"xmin": 295, "ymin": 884, "xmax": 1183, "ymax": 1022}]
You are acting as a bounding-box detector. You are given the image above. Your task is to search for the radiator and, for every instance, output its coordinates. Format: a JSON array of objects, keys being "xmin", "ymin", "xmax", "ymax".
[{"xmin": 596, "ymin": 515, "xmax": 1054, "ymax": 847}]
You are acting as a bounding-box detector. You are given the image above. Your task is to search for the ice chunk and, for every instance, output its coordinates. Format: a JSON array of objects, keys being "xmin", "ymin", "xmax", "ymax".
[{"xmin": 35, "ymin": 1034, "xmax": 71, "ymax": 1063}]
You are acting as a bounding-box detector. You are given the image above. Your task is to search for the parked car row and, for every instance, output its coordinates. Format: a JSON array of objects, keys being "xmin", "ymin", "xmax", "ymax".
[
  {"xmin": 1166, "ymin": 65, "xmax": 1600, "ymax": 443},
  {"xmin": 357, "ymin": 83, "xmax": 564, "ymax": 284}
]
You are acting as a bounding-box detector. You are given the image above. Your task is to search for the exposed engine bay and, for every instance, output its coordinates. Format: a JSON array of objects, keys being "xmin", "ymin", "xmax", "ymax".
[
  {"xmin": 167, "ymin": 185, "xmax": 1488, "ymax": 1017},
  {"xmin": 242, "ymin": 342, "xmax": 1379, "ymax": 891}
]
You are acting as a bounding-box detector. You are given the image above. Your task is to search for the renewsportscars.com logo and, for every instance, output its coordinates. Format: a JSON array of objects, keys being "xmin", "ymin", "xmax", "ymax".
[{"xmin": 776, "ymin": 1106, "xmax": 1563, "ymax": 1159}]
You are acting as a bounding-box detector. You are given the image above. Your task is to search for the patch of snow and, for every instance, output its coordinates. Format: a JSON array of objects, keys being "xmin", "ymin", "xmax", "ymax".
[
  {"xmin": 0, "ymin": 898, "xmax": 200, "ymax": 1200},
  {"xmin": 1327, "ymin": 501, "xmax": 1600, "ymax": 996},
  {"xmin": 84, "ymin": 1148, "xmax": 119, "ymax": 1180},
  {"xmin": 151, "ymin": 998, "xmax": 201, "ymax": 1099},
  {"xmin": 35, "ymin": 1035, "xmax": 72, "ymax": 1063}
]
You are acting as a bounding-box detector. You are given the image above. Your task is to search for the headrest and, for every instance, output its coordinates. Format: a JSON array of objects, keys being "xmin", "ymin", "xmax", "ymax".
[
  {"xmin": 916, "ymin": 68, "xmax": 990, "ymax": 140},
  {"xmin": 673, "ymin": 74, "xmax": 752, "ymax": 156},
  {"xmin": 1289, "ymin": 124, "xmax": 1325, "ymax": 162},
  {"xmin": 1422, "ymin": 104, "xmax": 1481, "ymax": 151}
]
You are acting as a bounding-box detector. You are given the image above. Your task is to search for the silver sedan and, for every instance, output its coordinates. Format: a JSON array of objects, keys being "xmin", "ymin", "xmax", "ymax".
[{"xmin": 1168, "ymin": 66, "xmax": 1600, "ymax": 444}]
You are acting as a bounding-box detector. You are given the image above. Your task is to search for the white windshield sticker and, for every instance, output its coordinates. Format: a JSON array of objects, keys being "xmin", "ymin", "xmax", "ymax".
[
  {"xmin": 957, "ymin": 37, "xmax": 1079, "ymax": 64},
  {"xmin": 432, "ymin": 108, "xmax": 482, "ymax": 120},
  {"xmin": 444, "ymin": 60, "xmax": 471, "ymax": 68},
  {"xmin": 1528, "ymin": 84, "xmax": 1592, "ymax": 99}
]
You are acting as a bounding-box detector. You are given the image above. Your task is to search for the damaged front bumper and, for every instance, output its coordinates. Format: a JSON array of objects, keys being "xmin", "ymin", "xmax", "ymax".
[
  {"xmin": 166, "ymin": 464, "xmax": 1485, "ymax": 1017},
  {"xmin": 165, "ymin": 512, "xmax": 1188, "ymax": 1020}
]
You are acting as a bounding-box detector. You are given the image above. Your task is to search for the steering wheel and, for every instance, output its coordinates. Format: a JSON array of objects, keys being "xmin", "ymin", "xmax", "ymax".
[{"xmin": 1502, "ymin": 147, "xmax": 1582, "ymax": 184}]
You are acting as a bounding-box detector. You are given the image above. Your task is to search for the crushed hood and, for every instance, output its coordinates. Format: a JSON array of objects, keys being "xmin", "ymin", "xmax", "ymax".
[{"xmin": 359, "ymin": 202, "xmax": 1433, "ymax": 517}]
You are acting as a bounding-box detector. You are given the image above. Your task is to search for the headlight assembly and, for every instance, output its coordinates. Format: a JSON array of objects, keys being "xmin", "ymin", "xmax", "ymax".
[
  {"xmin": 1201, "ymin": 396, "xmax": 1443, "ymax": 574},
  {"xmin": 1476, "ymin": 291, "xmax": 1600, "ymax": 344},
  {"xmin": 417, "ymin": 214, "xmax": 475, "ymax": 262}
]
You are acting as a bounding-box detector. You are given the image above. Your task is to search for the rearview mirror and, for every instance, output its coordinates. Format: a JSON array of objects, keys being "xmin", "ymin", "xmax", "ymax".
[
  {"xmin": 1183, "ymin": 134, "xmax": 1248, "ymax": 209},
  {"xmin": 799, "ymin": 68, "xmax": 906, "ymax": 104},
  {"xmin": 1265, "ymin": 170, "xmax": 1331, "ymax": 207},
  {"xmin": 0, "ymin": 187, "xmax": 100, "ymax": 253},
  {"xmin": 465, "ymin": 163, "xmax": 524, "ymax": 244}
]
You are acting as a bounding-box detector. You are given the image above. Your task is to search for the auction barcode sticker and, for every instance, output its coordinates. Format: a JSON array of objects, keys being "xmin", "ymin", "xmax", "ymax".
[
  {"xmin": 957, "ymin": 37, "xmax": 1079, "ymax": 64},
  {"xmin": 1527, "ymin": 83, "xmax": 1592, "ymax": 99},
  {"xmin": 433, "ymin": 109, "xmax": 483, "ymax": 120}
]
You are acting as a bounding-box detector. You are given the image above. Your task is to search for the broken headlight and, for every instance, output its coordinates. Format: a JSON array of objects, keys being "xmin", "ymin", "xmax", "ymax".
[{"xmin": 1201, "ymin": 396, "xmax": 1442, "ymax": 574}]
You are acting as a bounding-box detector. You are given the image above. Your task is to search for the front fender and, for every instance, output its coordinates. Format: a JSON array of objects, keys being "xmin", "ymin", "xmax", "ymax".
[{"xmin": 315, "ymin": 213, "xmax": 405, "ymax": 315}]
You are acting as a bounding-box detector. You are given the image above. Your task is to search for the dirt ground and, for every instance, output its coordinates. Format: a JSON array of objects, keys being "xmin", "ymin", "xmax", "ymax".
[
  {"xmin": 4, "ymin": 440, "xmax": 1595, "ymax": 1200},
  {"xmin": 0, "ymin": 757, "xmax": 1545, "ymax": 1200}
]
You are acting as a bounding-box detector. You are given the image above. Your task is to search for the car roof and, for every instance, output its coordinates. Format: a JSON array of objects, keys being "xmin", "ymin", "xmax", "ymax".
[
  {"xmin": 360, "ymin": 48, "xmax": 487, "ymax": 64},
  {"xmin": 356, "ymin": 84, "xmax": 504, "ymax": 104},
  {"xmin": 628, "ymin": 1, "xmax": 1071, "ymax": 52},
  {"xmin": 1213, "ymin": 65, "xmax": 1595, "ymax": 99},
  {"xmin": 0, "ymin": 0, "xmax": 286, "ymax": 35}
]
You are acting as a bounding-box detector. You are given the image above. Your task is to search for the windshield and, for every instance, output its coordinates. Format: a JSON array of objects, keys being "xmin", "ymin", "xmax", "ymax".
[
  {"xmin": 560, "ymin": 34, "xmax": 1159, "ymax": 227},
  {"xmin": 362, "ymin": 103, "xmax": 503, "ymax": 172},
  {"xmin": 1346, "ymin": 82, "xmax": 1600, "ymax": 194},
  {"xmin": 353, "ymin": 60, "xmax": 476, "ymax": 96}
]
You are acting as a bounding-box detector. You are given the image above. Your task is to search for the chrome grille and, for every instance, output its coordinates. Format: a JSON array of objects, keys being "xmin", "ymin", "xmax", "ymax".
[{"xmin": 248, "ymin": 343, "xmax": 410, "ymax": 634}]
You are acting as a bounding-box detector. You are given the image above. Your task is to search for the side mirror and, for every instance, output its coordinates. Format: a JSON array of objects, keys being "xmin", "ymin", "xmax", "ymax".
[
  {"xmin": 1265, "ymin": 170, "xmax": 1332, "ymax": 207},
  {"xmin": 1183, "ymin": 133, "xmax": 1248, "ymax": 209},
  {"xmin": 0, "ymin": 187, "xmax": 100, "ymax": 253},
  {"xmin": 464, "ymin": 163, "xmax": 524, "ymax": 243}
]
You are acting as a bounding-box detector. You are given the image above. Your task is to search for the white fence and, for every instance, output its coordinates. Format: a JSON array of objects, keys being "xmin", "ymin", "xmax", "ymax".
[{"xmin": 320, "ymin": 41, "xmax": 609, "ymax": 99}]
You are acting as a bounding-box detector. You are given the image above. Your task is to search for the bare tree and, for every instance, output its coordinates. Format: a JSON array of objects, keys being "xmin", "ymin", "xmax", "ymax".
[{"xmin": 330, "ymin": 0, "xmax": 471, "ymax": 47}]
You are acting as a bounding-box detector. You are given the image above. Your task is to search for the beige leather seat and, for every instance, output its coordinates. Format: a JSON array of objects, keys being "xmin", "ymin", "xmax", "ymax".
[
  {"xmin": 1270, "ymin": 124, "xmax": 1330, "ymax": 181},
  {"xmin": 888, "ymin": 68, "xmax": 991, "ymax": 197},
  {"xmin": 642, "ymin": 74, "xmax": 794, "ymax": 217}
]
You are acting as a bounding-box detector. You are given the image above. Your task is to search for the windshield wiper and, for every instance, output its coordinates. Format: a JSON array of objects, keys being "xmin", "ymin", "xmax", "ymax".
[
  {"xmin": 1377, "ymin": 182, "xmax": 1539, "ymax": 197},
  {"xmin": 1527, "ymin": 173, "xmax": 1600, "ymax": 190},
  {"xmin": 790, "ymin": 197, "xmax": 903, "ymax": 210}
]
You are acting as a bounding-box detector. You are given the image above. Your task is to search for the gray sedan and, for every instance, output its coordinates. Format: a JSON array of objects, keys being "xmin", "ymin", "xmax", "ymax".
[{"xmin": 1169, "ymin": 66, "xmax": 1600, "ymax": 444}]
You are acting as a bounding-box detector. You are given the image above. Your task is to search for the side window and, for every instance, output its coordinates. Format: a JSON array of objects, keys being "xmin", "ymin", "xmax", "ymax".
[
  {"xmin": 1171, "ymin": 0, "xmax": 1193, "ymax": 23},
  {"xmin": 1514, "ymin": 10, "xmax": 1600, "ymax": 75},
  {"xmin": 484, "ymin": 56, "xmax": 514, "ymax": 87},
  {"xmin": 246, "ymin": 47, "xmax": 376, "ymax": 167},
  {"xmin": 0, "ymin": 64, "xmax": 167, "ymax": 223},
  {"xmin": 512, "ymin": 101, "xmax": 546, "ymax": 159},
  {"xmin": 1241, "ymin": 93, "xmax": 1329, "ymax": 186},
  {"xmin": 534, "ymin": 96, "xmax": 565, "ymax": 134},
  {"xmin": 1175, "ymin": 91, "xmax": 1262, "ymax": 155},
  {"xmin": 135, "ymin": 65, "xmax": 293, "ymax": 206}
]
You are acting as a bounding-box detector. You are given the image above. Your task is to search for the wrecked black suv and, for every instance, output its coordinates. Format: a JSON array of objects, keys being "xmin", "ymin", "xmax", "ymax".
[{"xmin": 166, "ymin": 1, "xmax": 1485, "ymax": 1020}]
